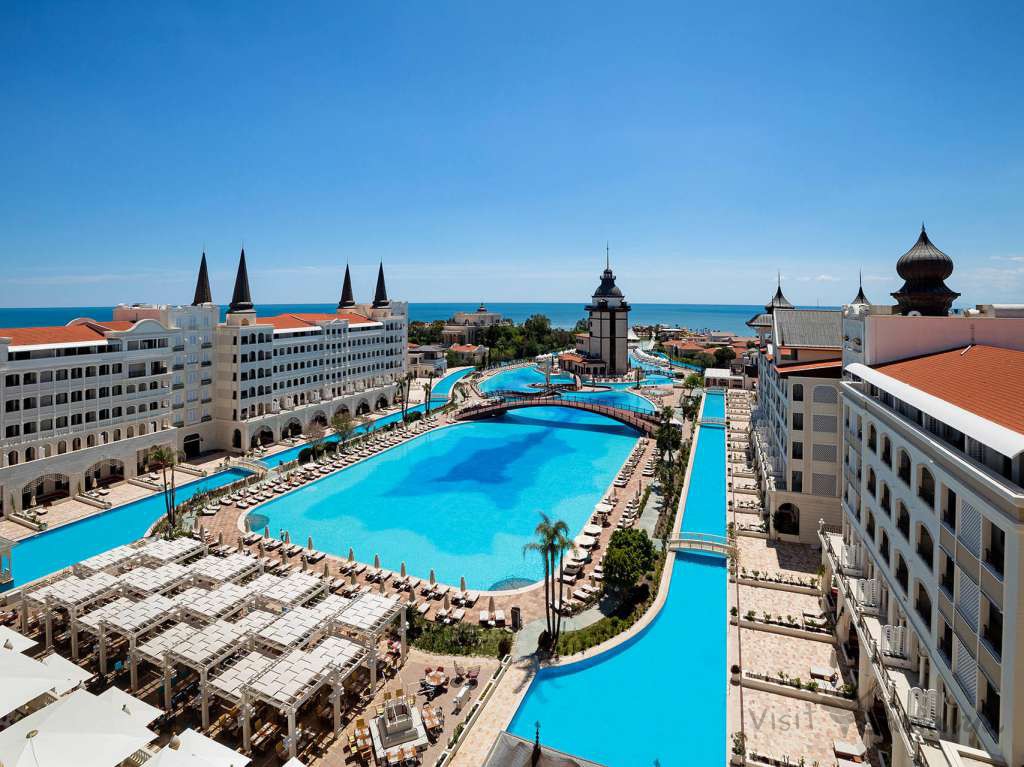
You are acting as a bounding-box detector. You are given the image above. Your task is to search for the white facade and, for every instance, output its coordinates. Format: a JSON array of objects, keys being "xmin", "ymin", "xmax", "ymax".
[{"xmin": 0, "ymin": 262, "xmax": 408, "ymax": 518}]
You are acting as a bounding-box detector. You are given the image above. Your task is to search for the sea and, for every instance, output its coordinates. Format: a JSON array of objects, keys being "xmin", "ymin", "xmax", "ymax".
[{"xmin": 0, "ymin": 303, "xmax": 763, "ymax": 336}]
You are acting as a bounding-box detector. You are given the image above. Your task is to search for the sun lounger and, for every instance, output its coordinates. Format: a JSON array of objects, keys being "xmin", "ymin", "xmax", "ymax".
[
  {"xmin": 449, "ymin": 608, "xmax": 465, "ymax": 623},
  {"xmin": 493, "ymin": 609, "xmax": 506, "ymax": 626},
  {"xmin": 417, "ymin": 602, "xmax": 431, "ymax": 616},
  {"xmin": 833, "ymin": 739, "xmax": 866, "ymax": 760},
  {"xmin": 478, "ymin": 610, "xmax": 490, "ymax": 624}
]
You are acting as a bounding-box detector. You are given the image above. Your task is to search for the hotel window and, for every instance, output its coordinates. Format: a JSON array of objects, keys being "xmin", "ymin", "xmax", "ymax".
[
  {"xmin": 865, "ymin": 511, "xmax": 876, "ymax": 539},
  {"xmin": 4, "ymin": 400, "xmax": 19, "ymax": 413},
  {"xmin": 984, "ymin": 522, "xmax": 1005, "ymax": 578},
  {"xmin": 939, "ymin": 550, "xmax": 954, "ymax": 596},
  {"xmin": 792, "ymin": 412, "xmax": 803, "ymax": 431},
  {"xmin": 916, "ymin": 525, "xmax": 934, "ymax": 570},
  {"xmin": 941, "ymin": 487, "xmax": 957, "ymax": 531},
  {"xmin": 897, "ymin": 503, "xmax": 910, "ymax": 539},
  {"xmin": 4, "ymin": 425, "xmax": 18, "ymax": 438},
  {"xmin": 55, "ymin": 369, "xmax": 68, "ymax": 381},
  {"xmin": 880, "ymin": 483, "xmax": 891, "ymax": 514},
  {"xmin": 896, "ymin": 554, "xmax": 909, "ymax": 594},
  {"xmin": 898, "ymin": 450, "xmax": 911, "ymax": 485},
  {"xmin": 55, "ymin": 416, "xmax": 67, "ymax": 428},
  {"xmin": 790, "ymin": 470, "xmax": 803, "ymax": 493},
  {"xmin": 983, "ymin": 598, "xmax": 1003, "ymax": 658},
  {"xmin": 867, "ymin": 425, "xmax": 877, "ymax": 452},
  {"xmin": 866, "ymin": 468, "xmax": 876, "ymax": 497},
  {"xmin": 792, "ymin": 384, "xmax": 803, "ymax": 402},
  {"xmin": 40, "ymin": 371, "xmax": 52, "ymax": 383},
  {"xmin": 918, "ymin": 467, "xmax": 936, "ymax": 510},
  {"xmin": 792, "ymin": 441, "xmax": 803, "ymax": 460},
  {"xmin": 980, "ymin": 677, "xmax": 1001, "ymax": 736}
]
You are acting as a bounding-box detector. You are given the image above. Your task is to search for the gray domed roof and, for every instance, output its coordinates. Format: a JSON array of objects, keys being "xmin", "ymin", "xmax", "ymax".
[
  {"xmin": 594, "ymin": 266, "xmax": 623, "ymax": 299},
  {"xmin": 891, "ymin": 225, "xmax": 960, "ymax": 316}
]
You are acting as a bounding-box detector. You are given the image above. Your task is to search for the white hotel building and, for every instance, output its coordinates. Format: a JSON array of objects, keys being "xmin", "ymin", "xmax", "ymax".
[
  {"xmin": 0, "ymin": 251, "xmax": 407, "ymax": 517},
  {"xmin": 816, "ymin": 228, "xmax": 1024, "ymax": 767}
]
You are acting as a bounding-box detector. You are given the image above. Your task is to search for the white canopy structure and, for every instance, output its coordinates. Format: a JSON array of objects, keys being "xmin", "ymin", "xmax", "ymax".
[
  {"xmin": 79, "ymin": 593, "xmax": 176, "ymax": 686},
  {"xmin": 258, "ymin": 571, "xmax": 325, "ymax": 610},
  {"xmin": 38, "ymin": 652, "xmax": 93, "ymax": 696},
  {"xmin": 23, "ymin": 571, "xmax": 121, "ymax": 656},
  {"xmin": 74, "ymin": 544, "xmax": 138, "ymax": 576},
  {"xmin": 173, "ymin": 582, "xmax": 250, "ymax": 623},
  {"xmin": 190, "ymin": 553, "xmax": 261, "ymax": 586},
  {"xmin": 136, "ymin": 537, "xmax": 206, "ymax": 566},
  {"xmin": 0, "ymin": 688, "xmax": 155, "ymax": 767},
  {"xmin": 239, "ymin": 572, "xmax": 283, "ymax": 597},
  {"xmin": 147, "ymin": 728, "xmax": 251, "ymax": 767},
  {"xmin": 118, "ymin": 562, "xmax": 191, "ymax": 596}
]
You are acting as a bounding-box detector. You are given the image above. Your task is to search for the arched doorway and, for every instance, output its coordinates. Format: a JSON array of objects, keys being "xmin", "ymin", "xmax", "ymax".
[
  {"xmin": 375, "ymin": 396, "xmax": 389, "ymax": 411},
  {"xmin": 284, "ymin": 418, "xmax": 302, "ymax": 438},
  {"xmin": 309, "ymin": 411, "xmax": 327, "ymax": 428},
  {"xmin": 183, "ymin": 433, "xmax": 202, "ymax": 459},
  {"xmin": 22, "ymin": 473, "xmax": 70, "ymax": 509},
  {"xmin": 250, "ymin": 426, "xmax": 274, "ymax": 448},
  {"xmin": 85, "ymin": 459, "xmax": 125, "ymax": 489},
  {"xmin": 774, "ymin": 502, "xmax": 801, "ymax": 536},
  {"xmin": 356, "ymin": 400, "xmax": 371, "ymax": 416},
  {"xmin": 232, "ymin": 429, "xmax": 242, "ymax": 450}
]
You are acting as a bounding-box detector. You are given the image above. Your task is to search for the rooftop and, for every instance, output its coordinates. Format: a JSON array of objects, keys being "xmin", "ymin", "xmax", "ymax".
[
  {"xmin": 872, "ymin": 344, "xmax": 1024, "ymax": 437},
  {"xmin": 772, "ymin": 308, "xmax": 842, "ymax": 349}
]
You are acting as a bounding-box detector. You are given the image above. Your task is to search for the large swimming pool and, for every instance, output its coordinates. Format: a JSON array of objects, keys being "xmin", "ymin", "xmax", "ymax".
[
  {"xmin": 251, "ymin": 407, "xmax": 638, "ymax": 590},
  {"xmin": 261, "ymin": 367, "xmax": 475, "ymax": 468},
  {"xmin": 481, "ymin": 366, "xmax": 658, "ymax": 414},
  {"xmin": 508, "ymin": 391, "xmax": 727, "ymax": 765},
  {"xmin": 5, "ymin": 469, "xmax": 251, "ymax": 590}
]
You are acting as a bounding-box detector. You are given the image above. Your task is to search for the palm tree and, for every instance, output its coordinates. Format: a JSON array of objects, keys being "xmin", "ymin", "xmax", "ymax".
[
  {"xmin": 424, "ymin": 373, "xmax": 435, "ymax": 416},
  {"xmin": 523, "ymin": 512, "xmax": 557, "ymax": 642},
  {"xmin": 148, "ymin": 445, "xmax": 181, "ymax": 538},
  {"xmin": 400, "ymin": 371, "xmax": 416, "ymax": 422},
  {"xmin": 550, "ymin": 519, "xmax": 571, "ymax": 642}
]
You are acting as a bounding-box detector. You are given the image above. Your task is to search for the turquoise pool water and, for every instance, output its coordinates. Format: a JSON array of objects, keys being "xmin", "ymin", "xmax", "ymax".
[
  {"xmin": 481, "ymin": 366, "xmax": 657, "ymax": 414},
  {"xmin": 261, "ymin": 367, "xmax": 474, "ymax": 468},
  {"xmin": 6, "ymin": 469, "xmax": 251, "ymax": 589},
  {"xmin": 250, "ymin": 407, "xmax": 638, "ymax": 589},
  {"xmin": 509, "ymin": 392, "xmax": 727, "ymax": 765}
]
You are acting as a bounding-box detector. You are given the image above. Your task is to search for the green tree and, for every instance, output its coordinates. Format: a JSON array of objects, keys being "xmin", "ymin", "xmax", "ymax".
[
  {"xmin": 148, "ymin": 445, "xmax": 181, "ymax": 538},
  {"xmin": 307, "ymin": 421, "xmax": 327, "ymax": 459},
  {"xmin": 331, "ymin": 411, "xmax": 356, "ymax": 451},
  {"xmin": 400, "ymin": 371, "xmax": 415, "ymax": 422},
  {"xmin": 522, "ymin": 512, "xmax": 569, "ymax": 647},
  {"xmin": 714, "ymin": 346, "xmax": 737, "ymax": 366},
  {"xmin": 603, "ymin": 529, "xmax": 656, "ymax": 594},
  {"xmin": 424, "ymin": 373, "xmax": 435, "ymax": 416}
]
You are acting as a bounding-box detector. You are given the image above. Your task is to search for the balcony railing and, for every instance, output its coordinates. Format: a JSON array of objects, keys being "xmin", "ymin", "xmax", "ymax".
[
  {"xmin": 201, "ymin": 342, "xmax": 213, "ymax": 349},
  {"xmin": 200, "ymin": 360, "xmax": 212, "ymax": 367},
  {"xmin": 983, "ymin": 546, "xmax": 1004, "ymax": 578},
  {"xmin": 172, "ymin": 383, "xmax": 184, "ymax": 390},
  {"xmin": 201, "ymin": 415, "xmax": 212, "ymax": 423}
]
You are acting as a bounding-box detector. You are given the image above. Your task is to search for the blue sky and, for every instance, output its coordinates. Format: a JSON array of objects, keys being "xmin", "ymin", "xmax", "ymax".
[{"xmin": 1, "ymin": 1, "xmax": 1022, "ymax": 307}]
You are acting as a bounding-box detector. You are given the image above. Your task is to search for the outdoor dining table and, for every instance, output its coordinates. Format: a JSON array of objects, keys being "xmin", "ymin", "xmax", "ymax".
[{"xmin": 424, "ymin": 671, "xmax": 448, "ymax": 687}]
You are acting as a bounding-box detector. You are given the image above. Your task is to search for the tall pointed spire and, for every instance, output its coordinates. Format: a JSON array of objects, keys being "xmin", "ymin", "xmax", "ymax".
[
  {"xmin": 851, "ymin": 270, "xmax": 869, "ymax": 305},
  {"xmin": 372, "ymin": 262, "xmax": 390, "ymax": 308},
  {"xmin": 229, "ymin": 247, "xmax": 254, "ymax": 313},
  {"xmin": 605, "ymin": 241, "xmax": 610, "ymax": 270},
  {"xmin": 337, "ymin": 263, "xmax": 356, "ymax": 309},
  {"xmin": 192, "ymin": 251, "xmax": 212, "ymax": 305}
]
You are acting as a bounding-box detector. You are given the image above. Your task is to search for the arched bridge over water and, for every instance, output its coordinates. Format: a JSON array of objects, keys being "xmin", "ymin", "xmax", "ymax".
[{"xmin": 454, "ymin": 393, "xmax": 663, "ymax": 435}]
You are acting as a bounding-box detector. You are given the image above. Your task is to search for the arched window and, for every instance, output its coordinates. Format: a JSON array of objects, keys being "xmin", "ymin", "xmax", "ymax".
[
  {"xmin": 792, "ymin": 384, "xmax": 804, "ymax": 402},
  {"xmin": 897, "ymin": 502, "xmax": 911, "ymax": 539},
  {"xmin": 917, "ymin": 525, "xmax": 935, "ymax": 570},
  {"xmin": 881, "ymin": 435, "xmax": 892, "ymax": 467},
  {"xmin": 918, "ymin": 467, "xmax": 936, "ymax": 509},
  {"xmin": 57, "ymin": 440, "xmax": 67, "ymax": 454},
  {"xmin": 774, "ymin": 502, "xmax": 800, "ymax": 535},
  {"xmin": 24, "ymin": 447, "xmax": 35, "ymax": 461},
  {"xmin": 72, "ymin": 437, "xmax": 82, "ymax": 451},
  {"xmin": 6, "ymin": 451, "xmax": 18, "ymax": 466},
  {"xmin": 915, "ymin": 581, "xmax": 933, "ymax": 628},
  {"xmin": 880, "ymin": 531, "xmax": 890, "ymax": 563},
  {"xmin": 880, "ymin": 482, "xmax": 891, "ymax": 514},
  {"xmin": 898, "ymin": 450, "xmax": 912, "ymax": 485},
  {"xmin": 867, "ymin": 425, "xmax": 877, "ymax": 453},
  {"xmin": 867, "ymin": 468, "xmax": 876, "ymax": 497}
]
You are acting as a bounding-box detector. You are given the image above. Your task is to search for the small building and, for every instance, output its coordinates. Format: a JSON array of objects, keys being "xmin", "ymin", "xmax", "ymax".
[
  {"xmin": 441, "ymin": 303, "xmax": 507, "ymax": 346},
  {"xmin": 703, "ymin": 367, "xmax": 744, "ymax": 389},
  {"xmin": 406, "ymin": 344, "xmax": 447, "ymax": 379},
  {"xmin": 448, "ymin": 343, "xmax": 488, "ymax": 366}
]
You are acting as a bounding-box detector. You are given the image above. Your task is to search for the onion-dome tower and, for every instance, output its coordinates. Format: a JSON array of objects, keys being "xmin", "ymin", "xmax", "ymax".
[{"xmin": 891, "ymin": 225, "xmax": 960, "ymax": 316}]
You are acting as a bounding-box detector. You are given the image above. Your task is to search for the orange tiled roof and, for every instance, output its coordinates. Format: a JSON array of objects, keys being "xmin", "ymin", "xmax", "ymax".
[
  {"xmin": 775, "ymin": 359, "xmax": 842, "ymax": 376},
  {"xmin": 257, "ymin": 312, "xmax": 373, "ymax": 330},
  {"xmin": 0, "ymin": 325, "xmax": 108, "ymax": 347},
  {"xmin": 450, "ymin": 344, "xmax": 483, "ymax": 353},
  {"xmin": 874, "ymin": 345, "xmax": 1024, "ymax": 435},
  {"xmin": 559, "ymin": 352, "xmax": 585, "ymax": 363}
]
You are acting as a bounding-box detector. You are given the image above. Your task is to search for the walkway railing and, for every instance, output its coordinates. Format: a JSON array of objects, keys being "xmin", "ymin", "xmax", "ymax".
[
  {"xmin": 698, "ymin": 416, "xmax": 727, "ymax": 427},
  {"xmin": 456, "ymin": 393, "xmax": 663, "ymax": 433},
  {"xmin": 665, "ymin": 532, "xmax": 735, "ymax": 556}
]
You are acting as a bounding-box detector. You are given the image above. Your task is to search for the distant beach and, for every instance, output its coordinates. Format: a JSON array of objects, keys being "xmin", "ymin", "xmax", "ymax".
[{"xmin": 0, "ymin": 303, "xmax": 768, "ymax": 336}]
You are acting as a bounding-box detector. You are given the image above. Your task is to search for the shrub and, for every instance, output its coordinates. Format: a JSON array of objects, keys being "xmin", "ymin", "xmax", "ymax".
[{"xmin": 297, "ymin": 447, "xmax": 313, "ymax": 464}]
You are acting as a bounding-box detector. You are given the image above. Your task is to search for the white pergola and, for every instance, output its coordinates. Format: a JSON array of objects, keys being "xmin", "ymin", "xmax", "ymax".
[
  {"xmin": 78, "ymin": 593, "xmax": 175, "ymax": 687},
  {"xmin": 118, "ymin": 562, "xmax": 191, "ymax": 597},
  {"xmin": 173, "ymin": 582, "xmax": 250, "ymax": 623},
  {"xmin": 137, "ymin": 537, "xmax": 207, "ymax": 566},
  {"xmin": 190, "ymin": 553, "xmax": 262, "ymax": 586},
  {"xmin": 22, "ymin": 571, "xmax": 121, "ymax": 656},
  {"xmin": 331, "ymin": 592, "xmax": 407, "ymax": 688},
  {"xmin": 253, "ymin": 608, "xmax": 324, "ymax": 654},
  {"xmin": 74, "ymin": 543, "xmax": 138, "ymax": 576},
  {"xmin": 240, "ymin": 635, "xmax": 370, "ymax": 759},
  {"xmin": 239, "ymin": 572, "xmax": 283, "ymax": 597},
  {"xmin": 257, "ymin": 572, "xmax": 325, "ymax": 611}
]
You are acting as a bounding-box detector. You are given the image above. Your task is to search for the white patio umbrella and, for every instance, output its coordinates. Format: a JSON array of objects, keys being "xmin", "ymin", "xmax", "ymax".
[
  {"xmin": 373, "ymin": 553, "xmax": 381, "ymax": 569},
  {"xmin": 96, "ymin": 686, "xmax": 163, "ymax": 728},
  {"xmin": 429, "ymin": 569, "xmax": 436, "ymax": 586},
  {"xmin": 0, "ymin": 688, "xmax": 156, "ymax": 767},
  {"xmin": 347, "ymin": 547, "xmax": 355, "ymax": 563},
  {"xmin": 146, "ymin": 727, "xmax": 250, "ymax": 767},
  {"xmin": 400, "ymin": 562, "xmax": 407, "ymax": 578},
  {"xmin": 307, "ymin": 536, "xmax": 314, "ymax": 551},
  {"xmin": 459, "ymin": 576, "xmax": 467, "ymax": 593},
  {"xmin": 0, "ymin": 624, "xmax": 36, "ymax": 654},
  {"xmin": 0, "ymin": 650, "xmax": 70, "ymax": 719}
]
